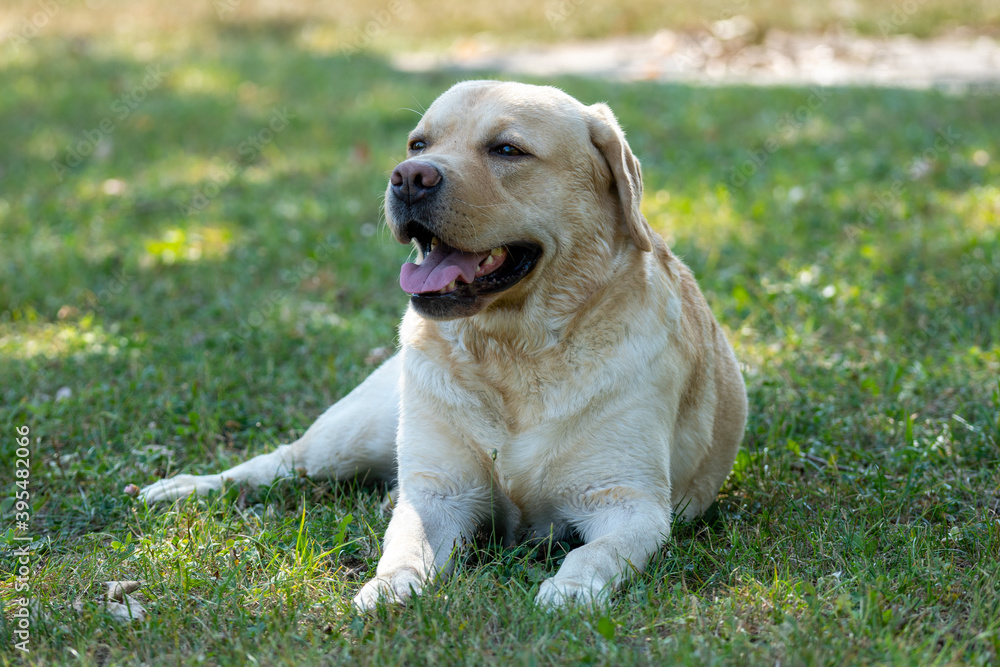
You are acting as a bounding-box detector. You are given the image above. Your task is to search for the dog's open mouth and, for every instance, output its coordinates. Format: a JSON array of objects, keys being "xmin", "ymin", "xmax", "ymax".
[{"xmin": 399, "ymin": 221, "xmax": 541, "ymax": 301}]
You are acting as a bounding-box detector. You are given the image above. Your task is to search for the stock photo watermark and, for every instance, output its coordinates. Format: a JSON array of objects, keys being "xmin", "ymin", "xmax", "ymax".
[
  {"xmin": 544, "ymin": 0, "xmax": 586, "ymax": 28},
  {"xmin": 727, "ymin": 86, "xmax": 834, "ymax": 188},
  {"xmin": 176, "ymin": 106, "xmax": 295, "ymax": 217},
  {"xmin": 670, "ymin": 0, "xmax": 755, "ymax": 68},
  {"xmin": 6, "ymin": 0, "xmax": 67, "ymax": 52},
  {"xmin": 878, "ymin": 0, "xmax": 932, "ymax": 36},
  {"xmin": 11, "ymin": 424, "xmax": 33, "ymax": 653},
  {"xmin": 342, "ymin": 0, "xmax": 408, "ymax": 61},
  {"xmin": 214, "ymin": 0, "xmax": 240, "ymax": 18},
  {"xmin": 840, "ymin": 124, "xmax": 973, "ymax": 355},
  {"xmin": 50, "ymin": 65, "xmax": 166, "ymax": 181},
  {"xmin": 847, "ymin": 126, "xmax": 960, "ymax": 239},
  {"xmin": 228, "ymin": 233, "xmax": 342, "ymax": 341},
  {"xmin": 84, "ymin": 267, "xmax": 135, "ymax": 314},
  {"xmin": 7, "ymin": 0, "xmax": 110, "ymax": 50}
]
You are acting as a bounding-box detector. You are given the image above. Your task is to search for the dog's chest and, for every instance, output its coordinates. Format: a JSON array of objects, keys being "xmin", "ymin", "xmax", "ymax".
[
  {"xmin": 465, "ymin": 359, "xmax": 603, "ymax": 525},
  {"xmin": 425, "ymin": 323, "xmax": 660, "ymax": 531},
  {"xmin": 473, "ymin": 345, "xmax": 603, "ymax": 433}
]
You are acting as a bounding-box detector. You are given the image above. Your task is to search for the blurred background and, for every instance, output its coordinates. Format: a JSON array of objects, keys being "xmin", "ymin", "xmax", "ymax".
[{"xmin": 3, "ymin": 0, "xmax": 1000, "ymax": 45}]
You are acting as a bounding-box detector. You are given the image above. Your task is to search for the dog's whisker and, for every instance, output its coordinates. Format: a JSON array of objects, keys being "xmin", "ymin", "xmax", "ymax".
[{"xmin": 397, "ymin": 105, "xmax": 426, "ymax": 118}]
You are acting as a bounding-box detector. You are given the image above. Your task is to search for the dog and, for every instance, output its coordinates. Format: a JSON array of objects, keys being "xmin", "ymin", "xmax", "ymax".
[{"xmin": 140, "ymin": 80, "xmax": 748, "ymax": 610}]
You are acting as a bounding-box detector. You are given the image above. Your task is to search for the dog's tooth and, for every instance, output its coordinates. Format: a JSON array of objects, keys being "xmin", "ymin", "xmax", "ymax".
[
  {"xmin": 484, "ymin": 255, "xmax": 495, "ymax": 266},
  {"xmin": 491, "ymin": 247, "xmax": 503, "ymax": 256},
  {"xmin": 431, "ymin": 237, "xmax": 440, "ymax": 250},
  {"xmin": 446, "ymin": 280, "xmax": 456, "ymax": 291}
]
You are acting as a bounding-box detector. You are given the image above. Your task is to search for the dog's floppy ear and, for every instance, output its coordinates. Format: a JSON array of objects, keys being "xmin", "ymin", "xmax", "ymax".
[{"xmin": 586, "ymin": 103, "xmax": 654, "ymax": 252}]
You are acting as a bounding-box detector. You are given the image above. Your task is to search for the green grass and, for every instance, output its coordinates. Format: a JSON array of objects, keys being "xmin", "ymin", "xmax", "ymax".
[{"xmin": 2, "ymin": 5, "xmax": 1000, "ymax": 666}]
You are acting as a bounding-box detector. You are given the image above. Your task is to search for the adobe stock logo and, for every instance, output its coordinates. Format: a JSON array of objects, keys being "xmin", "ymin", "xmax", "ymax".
[
  {"xmin": 176, "ymin": 107, "xmax": 295, "ymax": 216},
  {"xmin": 847, "ymin": 126, "xmax": 960, "ymax": 240},
  {"xmin": 544, "ymin": 0, "xmax": 586, "ymax": 28},
  {"xmin": 5, "ymin": 0, "xmax": 69, "ymax": 52},
  {"xmin": 342, "ymin": 0, "xmax": 409, "ymax": 61},
  {"xmin": 727, "ymin": 87, "xmax": 834, "ymax": 189},
  {"xmin": 50, "ymin": 66, "xmax": 166, "ymax": 181},
  {"xmin": 6, "ymin": 0, "xmax": 110, "ymax": 53}
]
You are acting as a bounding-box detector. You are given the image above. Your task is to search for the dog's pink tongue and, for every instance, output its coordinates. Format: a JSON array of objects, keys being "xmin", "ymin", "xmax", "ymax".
[{"xmin": 400, "ymin": 243, "xmax": 489, "ymax": 294}]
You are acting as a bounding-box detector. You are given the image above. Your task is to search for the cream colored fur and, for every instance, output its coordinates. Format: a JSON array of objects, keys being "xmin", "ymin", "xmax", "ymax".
[{"xmin": 141, "ymin": 81, "xmax": 748, "ymax": 610}]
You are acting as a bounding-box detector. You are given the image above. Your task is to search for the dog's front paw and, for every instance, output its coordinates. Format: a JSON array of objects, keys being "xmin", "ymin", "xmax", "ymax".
[
  {"xmin": 352, "ymin": 568, "xmax": 423, "ymax": 612},
  {"xmin": 139, "ymin": 474, "xmax": 223, "ymax": 502},
  {"xmin": 535, "ymin": 577, "xmax": 610, "ymax": 609}
]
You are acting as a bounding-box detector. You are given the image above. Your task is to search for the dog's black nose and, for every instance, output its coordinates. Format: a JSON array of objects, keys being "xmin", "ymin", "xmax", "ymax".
[{"xmin": 390, "ymin": 161, "xmax": 442, "ymax": 206}]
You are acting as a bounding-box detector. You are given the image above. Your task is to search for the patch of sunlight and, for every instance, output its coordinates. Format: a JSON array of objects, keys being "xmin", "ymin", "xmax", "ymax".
[
  {"xmin": 142, "ymin": 225, "xmax": 233, "ymax": 266},
  {"xmin": 934, "ymin": 184, "xmax": 1000, "ymax": 237},
  {"xmin": 296, "ymin": 23, "xmax": 350, "ymax": 56},
  {"xmin": 712, "ymin": 572, "xmax": 821, "ymax": 632},
  {"xmin": 24, "ymin": 126, "xmax": 68, "ymax": 164},
  {"xmin": 242, "ymin": 163, "xmax": 274, "ymax": 184},
  {"xmin": 778, "ymin": 112, "xmax": 834, "ymax": 146},
  {"xmin": 70, "ymin": 177, "xmax": 131, "ymax": 203},
  {"xmin": 286, "ymin": 301, "xmax": 346, "ymax": 330},
  {"xmin": 643, "ymin": 185, "xmax": 750, "ymax": 259},
  {"xmin": 0, "ymin": 314, "xmax": 133, "ymax": 361},
  {"xmin": 0, "ymin": 35, "xmax": 39, "ymax": 69},
  {"xmin": 140, "ymin": 153, "xmax": 231, "ymax": 191},
  {"xmin": 148, "ymin": 137, "xmax": 288, "ymax": 194},
  {"xmin": 173, "ymin": 65, "xmax": 238, "ymax": 95},
  {"xmin": 730, "ymin": 334, "xmax": 773, "ymax": 379},
  {"xmin": 959, "ymin": 345, "xmax": 1000, "ymax": 374},
  {"xmin": 24, "ymin": 226, "xmax": 67, "ymax": 260}
]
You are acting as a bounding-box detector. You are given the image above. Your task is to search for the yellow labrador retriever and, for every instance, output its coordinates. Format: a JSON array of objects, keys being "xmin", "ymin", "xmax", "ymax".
[{"xmin": 141, "ymin": 80, "xmax": 747, "ymax": 609}]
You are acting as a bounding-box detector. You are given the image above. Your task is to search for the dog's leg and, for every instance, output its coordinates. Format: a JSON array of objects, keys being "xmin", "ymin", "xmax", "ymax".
[
  {"xmin": 534, "ymin": 491, "xmax": 671, "ymax": 608},
  {"xmin": 351, "ymin": 484, "xmax": 487, "ymax": 610},
  {"xmin": 352, "ymin": 400, "xmax": 498, "ymax": 610},
  {"xmin": 139, "ymin": 354, "xmax": 402, "ymax": 502}
]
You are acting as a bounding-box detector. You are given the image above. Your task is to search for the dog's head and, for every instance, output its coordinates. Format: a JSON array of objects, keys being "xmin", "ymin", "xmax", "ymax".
[{"xmin": 386, "ymin": 80, "xmax": 654, "ymax": 321}]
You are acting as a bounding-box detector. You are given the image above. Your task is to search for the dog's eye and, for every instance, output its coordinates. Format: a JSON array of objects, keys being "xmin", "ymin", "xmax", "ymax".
[
  {"xmin": 494, "ymin": 144, "xmax": 526, "ymax": 158},
  {"xmin": 409, "ymin": 140, "xmax": 426, "ymax": 151}
]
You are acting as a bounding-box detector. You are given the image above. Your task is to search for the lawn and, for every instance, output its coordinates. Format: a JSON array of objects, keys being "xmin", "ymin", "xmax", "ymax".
[{"xmin": 1, "ymin": 2, "xmax": 1000, "ymax": 665}]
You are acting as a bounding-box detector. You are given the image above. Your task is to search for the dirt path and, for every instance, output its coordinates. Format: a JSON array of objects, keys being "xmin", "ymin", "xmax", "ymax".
[{"xmin": 394, "ymin": 29, "xmax": 1000, "ymax": 89}]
